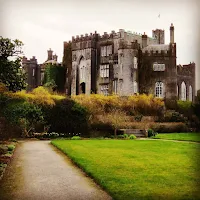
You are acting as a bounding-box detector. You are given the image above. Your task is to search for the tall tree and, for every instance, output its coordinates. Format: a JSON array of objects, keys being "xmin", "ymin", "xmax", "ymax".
[{"xmin": 0, "ymin": 36, "xmax": 26, "ymax": 92}]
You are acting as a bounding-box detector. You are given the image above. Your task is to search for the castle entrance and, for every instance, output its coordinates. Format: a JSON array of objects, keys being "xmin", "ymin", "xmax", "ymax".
[{"xmin": 80, "ymin": 82, "xmax": 86, "ymax": 94}]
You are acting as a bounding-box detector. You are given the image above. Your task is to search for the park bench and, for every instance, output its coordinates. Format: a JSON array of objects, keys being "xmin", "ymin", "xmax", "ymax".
[{"xmin": 118, "ymin": 129, "xmax": 147, "ymax": 138}]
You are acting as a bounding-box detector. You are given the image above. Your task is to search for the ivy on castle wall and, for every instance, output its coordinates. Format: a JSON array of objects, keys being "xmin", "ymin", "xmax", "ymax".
[
  {"xmin": 63, "ymin": 42, "xmax": 72, "ymax": 95},
  {"xmin": 43, "ymin": 63, "xmax": 66, "ymax": 92}
]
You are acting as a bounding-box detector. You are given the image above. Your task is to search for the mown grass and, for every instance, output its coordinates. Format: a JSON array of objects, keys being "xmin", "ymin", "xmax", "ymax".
[
  {"xmin": 51, "ymin": 139, "xmax": 200, "ymax": 200},
  {"xmin": 152, "ymin": 133, "xmax": 200, "ymax": 142}
]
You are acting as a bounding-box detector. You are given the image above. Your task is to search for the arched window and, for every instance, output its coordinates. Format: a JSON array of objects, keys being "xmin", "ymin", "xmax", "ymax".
[
  {"xmin": 181, "ymin": 82, "xmax": 186, "ymax": 101},
  {"xmin": 133, "ymin": 81, "xmax": 138, "ymax": 94},
  {"xmin": 189, "ymin": 85, "xmax": 192, "ymax": 101},
  {"xmin": 80, "ymin": 66, "xmax": 85, "ymax": 80},
  {"xmin": 79, "ymin": 56, "xmax": 86, "ymax": 82},
  {"xmin": 155, "ymin": 81, "xmax": 164, "ymax": 98},
  {"xmin": 133, "ymin": 57, "xmax": 137, "ymax": 69}
]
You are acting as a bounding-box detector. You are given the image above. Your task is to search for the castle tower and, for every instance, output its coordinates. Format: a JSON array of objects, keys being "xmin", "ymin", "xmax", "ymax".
[
  {"xmin": 47, "ymin": 48, "xmax": 53, "ymax": 61},
  {"xmin": 170, "ymin": 23, "xmax": 174, "ymax": 43},
  {"xmin": 152, "ymin": 29, "xmax": 165, "ymax": 44},
  {"xmin": 142, "ymin": 32, "xmax": 147, "ymax": 48}
]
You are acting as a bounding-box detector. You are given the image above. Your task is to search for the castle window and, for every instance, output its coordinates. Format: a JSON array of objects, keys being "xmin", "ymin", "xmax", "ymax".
[
  {"xmin": 100, "ymin": 84, "xmax": 109, "ymax": 96},
  {"xmin": 100, "ymin": 64, "xmax": 109, "ymax": 78},
  {"xmin": 189, "ymin": 85, "xmax": 192, "ymax": 101},
  {"xmin": 113, "ymin": 80, "xmax": 118, "ymax": 94},
  {"xmin": 80, "ymin": 66, "xmax": 86, "ymax": 80},
  {"xmin": 181, "ymin": 82, "xmax": 186, "ymax": 101},
  {"xmin": 153, "ymin": 63, "xmax": 165, "ymax": 71},
  {"xmin": 32, "ymin": 68, "xmax": 35, "ymax": 76},
  {"xmin": 155, "ymin": 81, "xmax": 164, "ymax": 98},
  {"xmin": 101, "ymin": 45, "xmax": 112, "ymax": 57},
  {"xmin": 133, "ymin": 57, "xmax": 137, "ymax": 69},
  {"xmin": 133, "ymin": 81, "xmax": 138, "ymax": 94}
]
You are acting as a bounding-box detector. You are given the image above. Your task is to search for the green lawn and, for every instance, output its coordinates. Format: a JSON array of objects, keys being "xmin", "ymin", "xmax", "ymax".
[
  {"xmin": 152, "ymin": 133, "xmax": 200, "ymax": 142},
  {"xmin": 51, "ymin": 139, "xmax": 200, "ymax": 200}
]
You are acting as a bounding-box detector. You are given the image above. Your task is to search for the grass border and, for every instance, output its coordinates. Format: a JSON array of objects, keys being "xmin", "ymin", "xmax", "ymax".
[{"xmin": 51, "ymin": 141, "xmax": 112, "ymax": 195}]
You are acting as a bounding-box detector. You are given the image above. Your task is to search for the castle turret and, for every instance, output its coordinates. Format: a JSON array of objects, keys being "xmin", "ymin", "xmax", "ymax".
[
  {"xmin": 142, "ymin": 32, "xmax": 147, "ymax": 48},
  {"xmin": 170, "ymin": 23, "xmax": 174, "ymax": 44},
  {"xmin": 152, "ymin": 29, "xmax": 165, "ymax": 44},
  {"xmin": 47, "ymin": 48, "xmax": 53, "ymax": 61},
  {"xmin": 53, "ymin": 54, "xmax": 58, "ymax": 61}
]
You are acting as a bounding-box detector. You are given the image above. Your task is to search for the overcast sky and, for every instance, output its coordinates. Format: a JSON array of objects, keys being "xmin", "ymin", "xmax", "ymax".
[{"xmin": 0, "ymin": 0, "xmax": 199, "ymax": 90}]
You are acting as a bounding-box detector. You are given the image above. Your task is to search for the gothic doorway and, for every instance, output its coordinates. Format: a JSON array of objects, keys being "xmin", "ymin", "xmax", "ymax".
[{"xmin": 80, "ymin": 82, "xmax": 86, "ymax": 94}]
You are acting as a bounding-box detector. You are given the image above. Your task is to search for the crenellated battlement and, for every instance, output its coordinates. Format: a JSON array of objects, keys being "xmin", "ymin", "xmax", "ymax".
[
  {"xmin": 22, "ymin": 56, "xmax": 37, "ymax": 64},
  {"xmin": 71, "ymin": 29, "xmax": 150, "ymax": 44},
  {"xmin": 143, "ymin": 49, "xmax": 170, "ymax": 56},
  {"xmin": 72, "ymin": 31, "xmax": 99, "ymax": 42},
  {"xmin": 177, "ymin": 62, "xmax": 195, "ymax": 76}
]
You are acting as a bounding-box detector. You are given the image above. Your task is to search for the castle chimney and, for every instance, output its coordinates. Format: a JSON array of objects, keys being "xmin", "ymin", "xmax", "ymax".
[
  {"xmin": 170, "ymin": 23, "xmax": 174, "ymax": 43},
  {"xmin": 53, "ymin": 54, "xmax": 58, "ymax": 61},
  {"xmin": 142, "ymin": 32, "xmax": 148, "ymax": 48},
  {"xmin": 47, "ymin": 48, "xmax": 53, "ymax": 61}
]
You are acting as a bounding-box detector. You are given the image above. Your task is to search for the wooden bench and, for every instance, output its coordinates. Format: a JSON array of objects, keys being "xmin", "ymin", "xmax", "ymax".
[{"xmin": 118, "ymin": 129, "xmax": 147, "ymax": 137}]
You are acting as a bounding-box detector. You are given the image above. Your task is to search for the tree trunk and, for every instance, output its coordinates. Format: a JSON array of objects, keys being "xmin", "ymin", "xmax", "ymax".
[{"xmin": 114, "ymin": 128, "xmax": 117, "ymax": 138}]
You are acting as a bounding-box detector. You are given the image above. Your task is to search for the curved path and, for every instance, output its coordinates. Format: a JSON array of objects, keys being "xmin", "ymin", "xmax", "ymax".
[{"xmin": 0, "ymin": 140, "xmax": 112, "ymax": 200}]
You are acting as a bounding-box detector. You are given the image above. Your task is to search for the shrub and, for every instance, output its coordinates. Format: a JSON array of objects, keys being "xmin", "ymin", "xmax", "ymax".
[
  {"xmin": 3, "ymin": 101, "xmax": 44, "ymax": 137},
  {"xmin": 163, "ymin": 111, "xmax": 185, "ymax": 122},
  {"xmin": 135, "ymin": 114, "xmax": 143, "ymax": 122},
  {"xmin": 71, "ymin": 136, "xmax": 81, "ymax": 140},
  {"xmin": 0, "ymin": 145, "xmax": 8, "ymax": 154},
  {"xmin": 123, "ymin": 133, "xmax": 129, "ymax": 139},
  {"xmin": 44, "ymin": 99, "xmax": 89, "ymax": 135},
  {"xmin": 147, "ymin": 129, "xmax": 157, "ymax": 137},
  {"xmin": 117, "ymin": 135, "xmax": 125, "ymax": 139},
  {"xmin": 129, "ymin": 134, "xmax": 137, "ymax": 139},
  {"xmin": 150, "ymin": 122, "xmax": 188, "ymax": 133},
  {"xmin": 7, "ymin": 145, "xmax": 15, "ymax": 151},
  {"xmin": 177, "ymin": 100, "xmax": 193, "ymax": 117}
]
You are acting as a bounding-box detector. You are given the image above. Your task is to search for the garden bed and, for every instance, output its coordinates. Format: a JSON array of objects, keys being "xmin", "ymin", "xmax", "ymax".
[{"xmin": 0, "ymin": 140, "xmax": 17, "ymax": 180}]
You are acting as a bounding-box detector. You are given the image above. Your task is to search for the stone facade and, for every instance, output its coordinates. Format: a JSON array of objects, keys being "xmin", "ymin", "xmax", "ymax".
[
  {"xmin": 22, "ymin": 56, "xmax": 41, "ymax": 91},
  {"xmin": 22, "ymin": 49, "xmax": 59, "ymax": 91},
  {"xmin": 67, "ymin": 23, "xmax": 196, "ymax": 102}
]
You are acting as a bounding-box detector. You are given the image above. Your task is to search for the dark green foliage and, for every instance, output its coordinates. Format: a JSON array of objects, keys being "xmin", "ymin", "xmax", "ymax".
[
  {"xmin": 43, "ymin": 64, "xmax": 66, "ymax": 92},
  {"xmin": 165, "ymin": 98, "xmax": 178, "ymax": 110},
  {"xmin": 163, "ymin": 111, "xmax": 185, "ymax": 122},
  {"xmin": 123, "ymin": 133, "xmax": 129, "ymax": 139},
  {"xmin": 3, "ymin": 101, "xmax": 44, "ymax": 136},
  {"xmin": 0, "ymin": 37, "xmax": 26, "ymax": 91},
  {"xmin": 134, "ymin": 114, "xmax": 143, "ymax": 122},
  {"xmin": 117, "ymin": 134, "xmax": 125, "ymax": 139},
  {"xmin": 7, "ymin": 145, "xmax": 15, "ymax": 151},
  {"xmin": 43, "ymin": 99, "xmax": 89, "ymax": 135},
  {"xmin": 193, "ymin": 90, "xmax": 200, "ymax": 121},
  {"xmin": 147, "ymin": 129, "xmax": 157, "ymax": 137}
]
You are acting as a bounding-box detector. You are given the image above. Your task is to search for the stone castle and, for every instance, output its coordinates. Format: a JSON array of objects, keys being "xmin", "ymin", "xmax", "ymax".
[
  {"xmin": 22, "ymin": 23, "xmax": 196, "ymax": 102},
  {"xmin": 64, "ymin": 23, "xmax": 195, "ymax": 101}
]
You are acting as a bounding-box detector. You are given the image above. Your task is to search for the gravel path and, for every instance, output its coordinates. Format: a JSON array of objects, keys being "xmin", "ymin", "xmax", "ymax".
[{"xmin": 0, "ymin": 140, "xmax": 112, "ymax": 200}]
